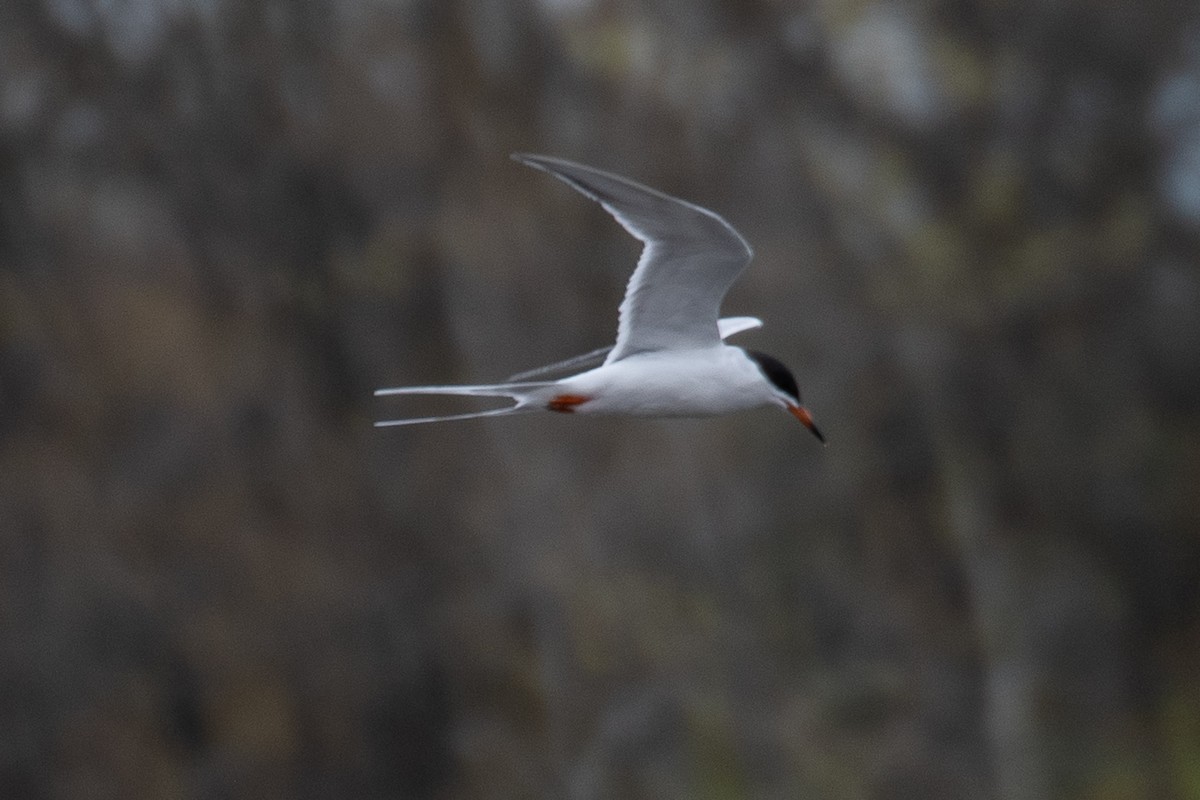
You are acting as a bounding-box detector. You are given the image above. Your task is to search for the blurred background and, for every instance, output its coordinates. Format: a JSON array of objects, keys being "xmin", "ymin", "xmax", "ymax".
[{"xmin": 2, "ymin": 0, "xmax": 1199, "ymax": 798}]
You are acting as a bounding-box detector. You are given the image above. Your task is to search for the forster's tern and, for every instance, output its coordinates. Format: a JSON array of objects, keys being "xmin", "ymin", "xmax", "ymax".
[{"xmin": 375, "ymin": 154, "xmax": 824, "ymax": 443}]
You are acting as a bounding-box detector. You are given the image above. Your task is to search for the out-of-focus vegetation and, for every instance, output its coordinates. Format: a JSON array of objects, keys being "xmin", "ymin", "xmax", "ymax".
[{"xmin": 1, "ymin": 1, "xmax": 1198, "ymax": 798}]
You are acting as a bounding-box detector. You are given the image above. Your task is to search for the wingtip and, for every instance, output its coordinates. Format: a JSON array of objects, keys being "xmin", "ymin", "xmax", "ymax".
[{"xmin": 512, "ymin": 153, "xmax": 558, "ymax": 174}]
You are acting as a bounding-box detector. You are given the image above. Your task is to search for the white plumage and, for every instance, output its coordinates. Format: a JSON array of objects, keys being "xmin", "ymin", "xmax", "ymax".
[{"xmin": 375, "ymin": 154, "xmax": 823, "ymax": 443}]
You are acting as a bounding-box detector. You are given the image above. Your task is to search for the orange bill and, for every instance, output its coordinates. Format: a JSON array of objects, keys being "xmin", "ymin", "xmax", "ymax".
[{"xmin": 788, "ymin": 404, "xmax": 825, "ymax": 444}]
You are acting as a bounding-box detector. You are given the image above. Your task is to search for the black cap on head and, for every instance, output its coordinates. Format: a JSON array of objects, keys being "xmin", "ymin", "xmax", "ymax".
[
  {"xmin": 747, "ymin": 349, "xmax": 825, "ymax": 443},
  {"xmin": 746, "ymin": 350, "xmax": 800, "ymax": 402}
]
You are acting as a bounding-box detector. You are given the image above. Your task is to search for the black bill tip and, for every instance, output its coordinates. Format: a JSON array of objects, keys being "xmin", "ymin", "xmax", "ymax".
[{"xmin": 788, "ymin": 404, "xmax": 826, "ymax": 445}]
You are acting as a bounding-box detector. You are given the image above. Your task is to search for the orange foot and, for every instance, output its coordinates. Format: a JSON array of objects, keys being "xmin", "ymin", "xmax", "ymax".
[{"xmin": 547, "ymin": 394, "xmax": 591, "ymax": 413}]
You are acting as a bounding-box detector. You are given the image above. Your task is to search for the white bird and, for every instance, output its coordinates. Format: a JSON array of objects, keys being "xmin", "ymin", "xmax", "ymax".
[{"xmin": 375, "ymin": 154, "xmax": 824, "ymax": 443}]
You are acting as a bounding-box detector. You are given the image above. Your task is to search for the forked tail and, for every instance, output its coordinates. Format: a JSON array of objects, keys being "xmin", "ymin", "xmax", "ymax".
[{"xmin": 373, "ymin": 381, "xmax": 556, "ymax": 427}]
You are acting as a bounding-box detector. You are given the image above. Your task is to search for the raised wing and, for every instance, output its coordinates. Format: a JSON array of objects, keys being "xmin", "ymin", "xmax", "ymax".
[
  {"xmin": 717, "ymin": 316, "xmax": 763, "ymax": 339},
  {"xmin": 505, "ymin": 316, "xmax": 763, "ymax": 382},
  {"xmin": 513, "ymin": 154, "xmax": 753, "ymax": 362}
]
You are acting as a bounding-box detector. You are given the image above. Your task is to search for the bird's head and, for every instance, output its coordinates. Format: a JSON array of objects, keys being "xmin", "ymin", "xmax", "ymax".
[{"xmin": 746, "ymin": 350, "xmax": 825, "ymax": 444}]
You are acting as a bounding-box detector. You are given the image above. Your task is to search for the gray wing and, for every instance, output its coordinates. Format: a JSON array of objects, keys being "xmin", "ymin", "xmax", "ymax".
[
  {"xmin": 505, "ymin": 346, "xmax": 612, "ymax": 382},
  {"xmin": 513, "ymin": 154, "xmax": 753, "ymax": 362}
]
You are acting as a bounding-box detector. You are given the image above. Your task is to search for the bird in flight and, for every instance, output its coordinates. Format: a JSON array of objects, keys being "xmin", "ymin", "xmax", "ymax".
[{"xmin": 375, "ymin": 154, "xmax": 824, "ymax": 443}]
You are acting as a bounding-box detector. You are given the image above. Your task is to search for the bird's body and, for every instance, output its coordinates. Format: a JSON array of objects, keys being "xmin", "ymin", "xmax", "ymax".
[
  {"xmin": 375, "ymin": 154, "xmax": 824, "ymax": 443},
  {"xmin": 546, "ymin": 346, "xmax": 777, "ymax": 417}
]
